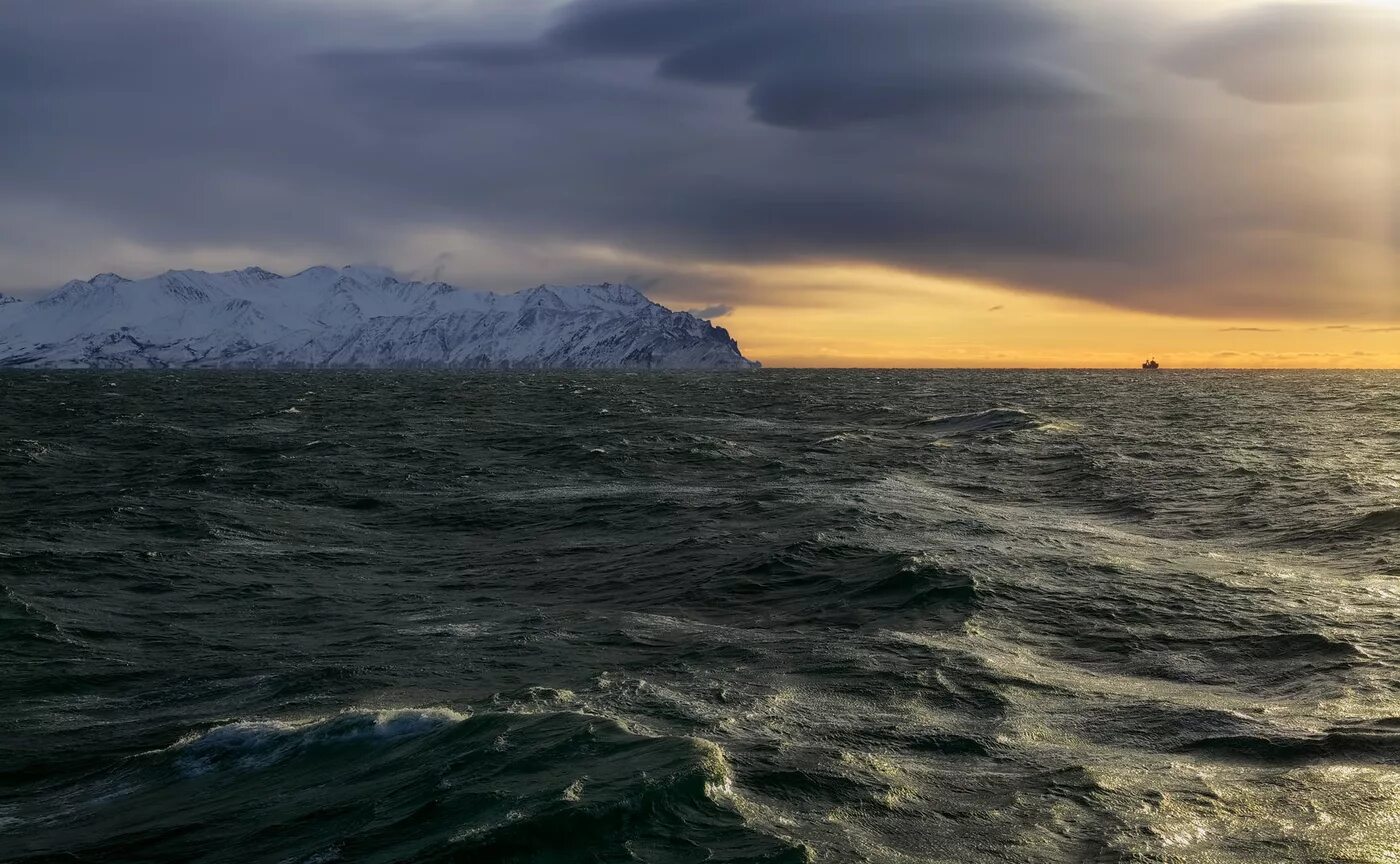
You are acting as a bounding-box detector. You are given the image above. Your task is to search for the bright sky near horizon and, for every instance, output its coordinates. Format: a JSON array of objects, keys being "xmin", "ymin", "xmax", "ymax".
[{"xmin": 1, "ymin": 0, "xmax": 1396, "ymax": 366}]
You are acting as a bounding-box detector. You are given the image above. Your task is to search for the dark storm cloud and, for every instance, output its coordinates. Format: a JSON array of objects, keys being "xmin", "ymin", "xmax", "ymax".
[
  {"xmin": 0, "ymin": 1, "xmax": 373, "ymax": 249},
  {"xmin": 546, "ymin": 0, "xmax": 1087, "ymax": 129},
  {"xmin": 550, "ymin": 0, "xmax": 1059, "ymax": 56},
  {"xmin": 329, "ymin": 0, "xmax": 1090, "ymax": 130},
  {"xmin": 0, "ymin": 0, "xmax": 1394, "ymax": 321},
  {"xmin": 1164, "ymin": 2, "xmax": 1400, "ymax": 103}
]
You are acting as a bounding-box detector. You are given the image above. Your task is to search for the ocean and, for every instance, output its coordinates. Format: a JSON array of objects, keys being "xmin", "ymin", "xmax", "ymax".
[{"xmin": 2, "ymin": 370, "xmax": 1398, "ymax": 863}]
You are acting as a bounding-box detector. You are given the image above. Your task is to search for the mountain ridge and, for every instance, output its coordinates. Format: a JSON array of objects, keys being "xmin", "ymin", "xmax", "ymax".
[{"xmin": 0, "ymin": 267, "xmax": 759, "ymax": 370}]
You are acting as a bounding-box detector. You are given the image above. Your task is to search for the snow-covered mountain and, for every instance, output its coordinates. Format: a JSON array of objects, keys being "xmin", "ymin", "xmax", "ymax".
[{"xmin": 0, "ymin": 267, "xmax": 759, "ymax": 370}]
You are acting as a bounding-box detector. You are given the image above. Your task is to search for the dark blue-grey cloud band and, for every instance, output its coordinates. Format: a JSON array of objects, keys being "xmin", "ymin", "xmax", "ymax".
[{"xmin": 0, "ymin": 0, "xmax": 1393, "ymax": 320}]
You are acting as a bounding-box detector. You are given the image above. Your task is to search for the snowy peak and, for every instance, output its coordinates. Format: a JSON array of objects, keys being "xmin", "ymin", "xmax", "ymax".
[
  {"xmin": 209, "ymin": 266, "xmax": 282, "ymax": 284},
  {"xmin": 0, "ymin": 266, "xmax": 759, "ymax": 370},
  {"xmin": 534, "ymin": 282, "xmax": 651, "ymax": 309},
  {"xmin": 340, "ymin": 265, "xmax": 399, "ymax": 284},
  {"xmin": 90, "ymin": 273, "xmax": 130, "ymax": 289}
]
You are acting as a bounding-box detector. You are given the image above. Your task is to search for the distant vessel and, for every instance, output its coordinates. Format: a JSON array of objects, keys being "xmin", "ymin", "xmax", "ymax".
[{"xmin": 1141, "ymin": 358, "xmax": 1160, "ymax": 370}]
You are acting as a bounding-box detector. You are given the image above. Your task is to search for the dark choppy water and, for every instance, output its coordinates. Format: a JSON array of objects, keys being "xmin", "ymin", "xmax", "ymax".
[{"xmin": 3, "ymin": 370, "xmax": 1399, "ymax": 863}]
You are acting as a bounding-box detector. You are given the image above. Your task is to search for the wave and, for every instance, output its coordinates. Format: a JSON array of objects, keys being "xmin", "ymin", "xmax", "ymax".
[
  {"xmin": 1196, "ymin": 632, "xmax": 1365, "ymax": 662},
  {"xmin": 1180, "ymin": 720, "xmax": 1400, "ymax": 764},
  {"xmin": 13, "ymin": 708, "xmax": 802, "ymax": 864},
  {"xmin": 714, "ymin": 541, "xmax": 983, "ymax": 629},
  {"xmin": 912, "ymin": 408, "xmax": 1045, "ymax": 436},
  {"xmin": 1110, "ymin": 631, "xmax": 1368, "ymax": 691},
  {"xmin": 0, "ymin": 586, "xmax": 61, "ymax": 640},
  {"xmin": 0, "ymin": 585, "xmax": 84, "ymax": 660},
  {"xmin": 811, "ymin": 431, "xmax": 875, "ymax": 447},
  {"xmin": 8, "ymin": 439, "xmax": 51, "ymax": 463},
  {"xmin": 851, "ymin": 555, "xmax": 982, "ymax": 613},
  {"xmin": 1278, "ymin": 506, "xmax": 1400, "ymax": 552},
  {"xmin": 168, "ymin": 707, "xmax": 469, "ymax": 776},
  {"xmin": 1349, "ymin": 507, "xmax": 1400, "ymax": 534}
]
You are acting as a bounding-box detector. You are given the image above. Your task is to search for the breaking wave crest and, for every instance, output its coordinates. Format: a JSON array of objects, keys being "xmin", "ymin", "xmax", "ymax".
[
  {"xmin": 913, "ymin": 408, "xmax": 1045, "ymax": 436},
  {"xmin": 16, "ymin": 708, "xmax": 801, "ymax": 864},
  {"xmin": 169, "ymin": 707, "xmax": 469, "ymax": 776}
]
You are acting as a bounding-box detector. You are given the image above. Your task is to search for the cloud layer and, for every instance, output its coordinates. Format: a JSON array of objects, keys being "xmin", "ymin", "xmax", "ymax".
[
  {"xmin": 548, "ymin": 0, "xmax": 1089, "ymax": 129},
  {"xmin": 1166, "ymin": 2, "xmax": 1400, "ymax": 103},
  {"xmin": 0, "ymin": 0, "xmax": 1395, "ymax": 320}
]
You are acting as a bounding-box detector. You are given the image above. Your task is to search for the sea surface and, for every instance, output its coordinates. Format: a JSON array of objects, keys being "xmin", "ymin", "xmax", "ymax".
[{"xmin": 2, "ymin": 370, "xmax": 1398, "ymax": 864}]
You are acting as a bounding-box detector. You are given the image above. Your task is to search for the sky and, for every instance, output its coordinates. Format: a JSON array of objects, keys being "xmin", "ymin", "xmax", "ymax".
[{"xmin": 1, "ymin": 0, "xmax": 1396, "ymax": 367}]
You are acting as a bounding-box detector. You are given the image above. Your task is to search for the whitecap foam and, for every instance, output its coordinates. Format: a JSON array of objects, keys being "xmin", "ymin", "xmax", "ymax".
[
  {"xmin": 278, "ymin": 846, "xmax": 341, "ymax": 864},
  {"xmin": 562, "ymin": 778, "xmax": 586, "ymax": 801},
  {"xmin": 813, "ymin": 432, "xmax": 874, "ymax": 446},
  {"xmin": 914, "ymin": 408, "xmax": 1044, "ymax": 436},
  {"xmin": 692, "ymin": 736, "xmax": 736, "ymax": 799}
]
